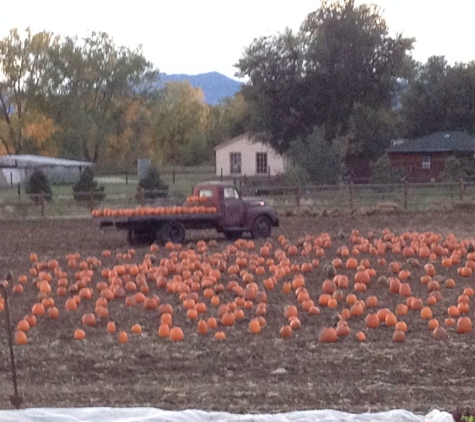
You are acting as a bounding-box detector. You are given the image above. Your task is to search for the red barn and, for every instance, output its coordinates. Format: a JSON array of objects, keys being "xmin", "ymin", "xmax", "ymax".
[{"xmin": 387, "ymin": 131, "xmax": 475, "ymax": 182}]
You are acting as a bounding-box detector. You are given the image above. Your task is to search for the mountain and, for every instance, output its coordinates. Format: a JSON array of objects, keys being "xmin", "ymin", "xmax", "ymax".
[{"xmin": 158, "ymin": 72, "xmax": 242, "ymax": 105}]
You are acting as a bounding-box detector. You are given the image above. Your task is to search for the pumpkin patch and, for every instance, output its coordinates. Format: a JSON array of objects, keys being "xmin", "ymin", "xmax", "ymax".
[{"xmin": 1, "ymin": 215, "xmax": 475, "ymax": 413}]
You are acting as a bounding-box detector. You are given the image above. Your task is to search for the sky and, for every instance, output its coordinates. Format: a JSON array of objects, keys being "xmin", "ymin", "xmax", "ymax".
[{"xmin": 2, "ymin": 1, "xmax": 475, "ymax": 80}]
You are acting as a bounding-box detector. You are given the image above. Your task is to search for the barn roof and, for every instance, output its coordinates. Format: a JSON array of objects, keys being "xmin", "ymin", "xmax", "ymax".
[
  {"xmin": 387, "ymin": 131, "xmax": 475, "ymax": 153},
  {"xmin": 0, "ymin": 155, "xmax": 94, "ymax": 168}
]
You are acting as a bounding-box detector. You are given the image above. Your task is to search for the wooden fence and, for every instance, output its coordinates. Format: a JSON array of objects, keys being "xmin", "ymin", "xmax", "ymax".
[{"xmin": 0, "ymin": 180, "xmax": 473, "ymax": 220}]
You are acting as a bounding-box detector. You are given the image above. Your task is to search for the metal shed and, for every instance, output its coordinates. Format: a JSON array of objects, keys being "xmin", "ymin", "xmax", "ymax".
[{"xmin": 0, "ymin": 155, "xmax": 94, "ymax": 187}]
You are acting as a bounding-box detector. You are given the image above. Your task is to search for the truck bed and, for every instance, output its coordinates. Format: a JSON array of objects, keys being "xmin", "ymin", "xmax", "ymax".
[{"xmin": 97, "ymin": 212, "xmax": 223, "ymax": 231}]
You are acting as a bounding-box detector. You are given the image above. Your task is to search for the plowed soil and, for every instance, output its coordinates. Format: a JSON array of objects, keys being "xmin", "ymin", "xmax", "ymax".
[{"xmin": 0, "ymin": 211, "xmax": 474, "ymax": 415}]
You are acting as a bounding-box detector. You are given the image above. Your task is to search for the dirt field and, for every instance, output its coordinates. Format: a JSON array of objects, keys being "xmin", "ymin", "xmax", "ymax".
[{"xmin": 0, "ymin": 211, "xmax": 474, "ymax": 415}]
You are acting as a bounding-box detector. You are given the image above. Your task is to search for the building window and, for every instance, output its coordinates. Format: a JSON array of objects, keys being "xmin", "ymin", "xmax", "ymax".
[
  {"xmin": 422, "ymin": 155, "xmax": 431, "ymax": 170},
  {"xmin": 256, "ymin": 152, "xmax": 268, "ymax": 174},
  {"xmin": 230, "ymin": 153, "xmax": 241, "ymax": 174}
]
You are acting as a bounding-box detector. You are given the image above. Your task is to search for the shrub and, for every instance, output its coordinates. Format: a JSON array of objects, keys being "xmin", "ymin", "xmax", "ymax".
[
  {"xmin": 136, "ymin": 164, "xmax": 169, "ymax": 202},
  {"xmin": 27, "ymin": 169, "xmax": 53, "ymax": 203},
  {"xmin": 72, "ymin": 168, "xmax": 106, "ymax": 202},
  {"xmin": 281, "ymin": 165, "xmax": 311, "ymax": 187},
  {"xmin": 370, "ymin": 154, "xmax": 405, "ymax": 184},
  {"xmin": 440, "ymin": 156, "xmax": 468, "ymax": 182},
  {"xmin": 288, "ymin": 127, "xmax": 344, "ymax": 185}
]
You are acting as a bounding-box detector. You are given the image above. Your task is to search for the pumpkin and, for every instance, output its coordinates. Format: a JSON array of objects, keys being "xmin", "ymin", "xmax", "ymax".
[
  {"xmin": 81, "ymin": 313, "xmax": 96, "ymax": 326},
  {"xmin": 118, "ymin": 331, "xmax": 128, "ymax": 343},
  {"xmin": 456, "ymin": 316, "xmax": 472, "ymax": 334},
  {"xmin": 17, "ymin": 320, "xmax": 30, "ymax": 332},
  {"xmin": 336, "ymin": 320, "xmax": 350, "ymax": 337},
  {"xmin": 319, "ymin": 326, "xmax": 337, "ymax": 343},
  {"xmin": 284, "ymin": 305, "xmax": 298, "ymax": 319},
  {"xmin": 289, "ymin": 317, "xmax": 301, "ymax": 330},
  {"xmin": 365, "ymin": 313, "xmax": 380, "ymax": 329},
  {"xmin": 31, "ymin": 303, "xmax": 45, "ymax": 316},
  {"xmin": 420, "ymin": 307, "xmax": 433, "ymax": 320},
  {"xmin": 106, "ymin": 321, "xmax": 117, "ymax": 334},
  {"xmin": 47, "ymin": 307, "xmax": 59, "ymax": 319},
  {"xmin": 74, "ymin": 329, "xmax": 86, "ymax": 340},
  {"xmin": 428, "ymin": 318, "xmax": 439, "ymax": 330},
  {"xmin": 433, "ymin": 326, "xmax": 448, "ymax": 340},
  {"xmin": 365, "ymin": 295, "xmax": 378, "ymax": 308},
  {"xmin": 170, "ymin": 327, "xmax": 184, "ymax": 341},
  {"xmin": 395, "ymin": 321, "xmax": 408, "ymax": 332},
  {"xmin": 158, "ymin": 324, "xmax": 170, "ymax": 338},
  {"xmin": 206, "ymin": 317, "xmax": 218, "ymax": 329},
  {"xmin": 249, "ymin": 318, "xmax": 262, "ymax": 334},
  {"xmin": 15, "ymin": 331, "xmax": 28, "ymax": 345},
  {"xmin": 214, "ymin": 331, "xmax": 226, "ymax": 340},
  {"xmin": 131, "ymin": 324, "xmax": 142, "ymax": 334},
  {"xmin": 392, "ymin": 329, "xmax": 406, "ymax": 342},
  {"xmin": 280, "ymin": 325, "xmax": 293, "ymax": 338}
]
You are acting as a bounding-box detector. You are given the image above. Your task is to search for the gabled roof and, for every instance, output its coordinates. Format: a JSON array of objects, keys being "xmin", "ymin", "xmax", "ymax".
[
  {"xmin": 0, "ymin": 154, "xmax": 94, "ymax": 168},
  {"xmin": 387, "ymin": 131, "xmax": 475, "ymax": 153},
  {"xmin": 214, "ymin": 133, "xmax": 256, "ymax": 151}
]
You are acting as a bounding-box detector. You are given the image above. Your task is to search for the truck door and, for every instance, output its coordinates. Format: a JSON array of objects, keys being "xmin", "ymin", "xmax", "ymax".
[{"xmin": 223, "ymin": 186, "xmax": 243, "ymax": 227}]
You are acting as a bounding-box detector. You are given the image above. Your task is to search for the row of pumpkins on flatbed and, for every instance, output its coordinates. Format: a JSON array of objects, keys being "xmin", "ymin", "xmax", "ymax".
[{"xmin": 91, "ymin": 195, "xmax": 217, "ymax": 218}]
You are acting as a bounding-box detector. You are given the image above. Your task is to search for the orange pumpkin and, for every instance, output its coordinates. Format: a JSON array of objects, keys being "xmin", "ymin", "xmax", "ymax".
[
  {"xmin": 456, "ymin": 316, "xmax": 472, "ymax": 334},
  {"xmin": 170, "ymin": 327, "xmax": 184, "ymax": 341},
  {"xmin": 280, "ymin": 325, "xmax": 293, "ymax": 338},
  {"xmin": 15, "ymin": 330, "xmax": 28, "ymax": 345},
  {"xmin": 318, "ymin": 326, "xmax": 337, "ymax": 343},
  {"xmin": 74, "ymin": 329, "xmax": 86, "ymax": 340}
]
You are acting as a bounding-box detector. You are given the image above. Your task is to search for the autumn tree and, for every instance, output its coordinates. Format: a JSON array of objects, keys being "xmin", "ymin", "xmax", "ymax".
[
  {"xmin": 236, "ymin": 0, "xmax": 414, "ymax": 153},
  {"xmin": 47, "ymin": 31, "xmax": 158, "ymax": 163},
  {"xmin": 0, "ymin": 28, "xmax": 60, "ymax": 155},
  {"xmin": 206, "ymin": 92, "xmax": 251, "ymax": 148},
  {"xmin": 151, "ymin": 81, "xmax": 210, "ymax": 165},
  {"xmin": 105, "ymin": 98, "xmax": 155, "ymax": 170}
]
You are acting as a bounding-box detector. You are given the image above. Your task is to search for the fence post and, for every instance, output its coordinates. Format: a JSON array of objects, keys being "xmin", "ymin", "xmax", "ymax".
[
  {"xmin": 404, "ymin": 182, "xmax": 408, "ymax": 210},
  {"xmin": 89, "ymin": 190, "xmax": 94, "ymax": 211},
  {"xmin": 349, "ymin": 182, "xmax": 354, "ymax": 212},
  {"xmin": 139, "ymin": 187, "xmax": 145, "ymax": 206},
  {"xmin": 459, "ymin": 178, "xmax": 464, "ymax": 201},
  {"xmin": 296, "ymin": 186, "xmax": 301, "ymax": 208},
  {"xmin": 0, "ymin": 283, "xmax": 22, "ymax": 409},
  {"xmin": 40, "ymin": 190, "xmax": 45, "ymax": 217},
  {"xmin": 172, "ymin": 169, "xmax": 175, "ymax": 184},
  {"xmin": 220, "ymin": 168, "xmax": 223, "ymax": 181}
]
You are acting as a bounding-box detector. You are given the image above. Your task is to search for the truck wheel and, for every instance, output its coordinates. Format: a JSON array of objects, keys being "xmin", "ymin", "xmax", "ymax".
[
  {"xmin": 251, "ymin": 215, "xmax": 272, "ymax": 239},
  {"xmin": 159, "ymin": 221, "xmax": 186, "ymax": 244}
]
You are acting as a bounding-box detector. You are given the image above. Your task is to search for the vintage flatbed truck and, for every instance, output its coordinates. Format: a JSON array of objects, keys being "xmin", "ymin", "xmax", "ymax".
[{"xmin": 93, "ymin": 181, "xmax": 279, "ymax": 244}]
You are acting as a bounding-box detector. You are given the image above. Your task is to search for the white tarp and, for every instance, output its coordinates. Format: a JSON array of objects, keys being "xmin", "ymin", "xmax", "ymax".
[{"xmin": 0, "ymin": 408, "xmax": 454, "ymax": 422}]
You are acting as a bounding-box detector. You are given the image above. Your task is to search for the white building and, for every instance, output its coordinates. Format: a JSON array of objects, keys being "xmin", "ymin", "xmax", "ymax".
[
  {"xmin": 214, "ymin": 133, "xmax": 288, "ymax": 177},
  {"xmin": 0, "ymin": 155, "xmax": 94, "ymax": 187}
]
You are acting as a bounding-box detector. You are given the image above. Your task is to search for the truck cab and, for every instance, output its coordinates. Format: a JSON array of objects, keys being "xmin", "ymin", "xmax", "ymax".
[{"xmin": 192, "ymin": 181, "xmax": 279, "ymax": 239}]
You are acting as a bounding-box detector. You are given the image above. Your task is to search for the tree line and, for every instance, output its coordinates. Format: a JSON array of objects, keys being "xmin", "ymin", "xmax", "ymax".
[
  {"xmin": 0, "ymin": 28, "xmax": 246, "ymax": 169},
  {"xmin": 1, "ymin": 0, "xmax": 475, "ymax": 183}
]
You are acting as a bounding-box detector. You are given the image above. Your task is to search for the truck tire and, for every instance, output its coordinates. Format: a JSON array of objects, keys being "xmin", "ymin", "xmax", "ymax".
[
  {"xmin": 159, "ymin": 221, "xmax": 186, "ymax": 244},
  {"xmin": 251, "ymin": 215, "xmax": 272, "ymax": 239}
]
